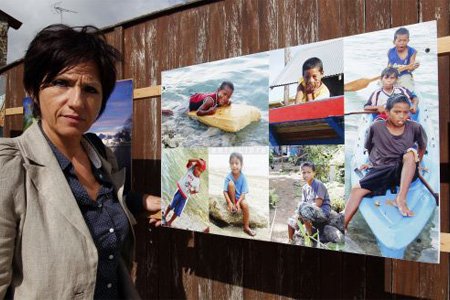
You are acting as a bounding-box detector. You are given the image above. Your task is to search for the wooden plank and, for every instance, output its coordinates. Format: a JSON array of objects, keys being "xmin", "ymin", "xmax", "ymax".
[
  {"xmin": 365, "ymin": 0, "xmax": 391, "ymax": 32},
  {"xmin": 318, "ymin": 0, "xmax": 342, "ymax": 39},
  {"xmin": 208, "ymin": 1, "xmax": 226, "ymax": 61},
  {"xmin": 258, "ymin": 0, "xmax": 278, "ymax": 51},
  {"xmin": 438, "ymin": 36, "xmax": 450, "ymax": 54},
  {"xmin": 391, "ymin": 0, "xmax": 419, "ymax": 27},
  {"xmin": 340, "ymin": 0, "xmax": 365, "ymax": 36},
  {"xmin": 224, "ymin": 0, "xmax": 243, "ymax": 58},
  {"xmin": 4, "ymin": 64, "xmax": 25, "ymax": 137},
  {"xmin": 277, "ymin": 0, "xmax": 297, "ymax": 48},
  {"xmin": 241, "ymin": 0, "xmax": 260, "ymax": 55},
  {"xmin": 5, "ymin": 107, "xmax": 23, "ymax": 115},
  {"xmin": 296, "ymin": 0, "xmax": 319, "ymax": 45},
  {"xmin": 133, "ymin": 85, "xmax": 162, "ymax": 99}
]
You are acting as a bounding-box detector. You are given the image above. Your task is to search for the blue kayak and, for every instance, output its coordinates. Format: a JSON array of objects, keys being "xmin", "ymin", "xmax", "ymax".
[{"xmin": 349, "ymin": 105, "xmax": 439, "ymax": 259}]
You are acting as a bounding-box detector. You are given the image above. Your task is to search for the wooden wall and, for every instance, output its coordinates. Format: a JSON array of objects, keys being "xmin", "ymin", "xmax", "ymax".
[{"xmin": 2, "ymin": 0, "xmax": 449, "ymax": 298}]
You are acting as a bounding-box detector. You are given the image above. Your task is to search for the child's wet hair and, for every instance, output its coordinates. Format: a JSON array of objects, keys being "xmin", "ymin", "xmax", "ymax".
[
  {"xmin": 394, "ymin": 27, "xmax": 410, "ymax": 40},
  {"xmin": 386, "ymin": 94, "xmax": 411, "ymax": 111},
  {"xmin": 302, "ymin": 57, "xmax": 324, "ymax": 74},
  {"xmin": 381, "ymin": 67, "xmax": 399, "ymax": 79},
  {"xmin": 229, "ymin": 152, "xmax": 243, "ymax": 165},
  {"xmin": 300, "ymin": 161, "xmax": 315, "ymax": 172},
  {"xmin": 220, "ymin": 81, "xmax": 234, "ymax": 91}
]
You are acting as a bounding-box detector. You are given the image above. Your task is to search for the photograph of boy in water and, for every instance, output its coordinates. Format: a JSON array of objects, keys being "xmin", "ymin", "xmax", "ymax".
[
  {"xmin": 387, "ymin": 27, "xmax": 420, "ymax": 89},
  {"xmin": 345, "ymin": 94, "xmax": 427, "ymax": 229},
  {"xmin": 189, "ymin": 81, "xmax": 234, "ymax": 116}
]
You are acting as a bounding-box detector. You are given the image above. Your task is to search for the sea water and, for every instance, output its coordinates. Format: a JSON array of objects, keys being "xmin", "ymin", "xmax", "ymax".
[
  {"xmin": 162, "ymin": 52, "xmax": 269, "ymax": 148},
  {"xmin": 344, "ymin": 22, "xmax": 439, "ymax": 263}
]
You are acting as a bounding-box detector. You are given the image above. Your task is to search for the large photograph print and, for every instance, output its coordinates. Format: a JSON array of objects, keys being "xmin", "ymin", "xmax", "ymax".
[
  {"xmin": 344, "ymin": 21, "xmax": 440, "ymax": 263},
  {"xmin": 159, "ymin": 21, "xmax": 440, "ymax": 263},
  {"xmin": 161, "ymin": 52, "xmax": 269, "ymax": 148}
]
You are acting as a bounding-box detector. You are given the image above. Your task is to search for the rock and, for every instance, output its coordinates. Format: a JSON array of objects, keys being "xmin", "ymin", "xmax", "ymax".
[
  {"xmin": 209, "ymin": 195, "xmax": 269, "ymax": 228},
  {"xmin": 323, "ymin": 225, "xmax": 345, "ymax": 244},
  {"xmin": 328, "ymin": 210, "xmax": 344, "ymax": 233}
]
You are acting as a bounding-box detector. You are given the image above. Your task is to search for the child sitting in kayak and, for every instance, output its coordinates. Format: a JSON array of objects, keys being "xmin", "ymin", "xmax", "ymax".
[
  {"xmin": 345, "ymin": 94, "xmax": 427, "ymax": 229},
  {"xmin": 364, "ymin": 67, "xmax": 419, "ymax": 119},
  {"xmin": 223, "ymin": 152, "xmax": 255, "ymax": 236},
  {"xmin": 287, "ymin": 162, "xmax": 331, "ymax": 242},
  {"xmin": 189, "ymin": 81, "xmax": 234, "ymax": 116},
  {"xmin": 295, "ymin": 57, "xmax": 330, "ymax": 104},
  {"xmin": 387, "ymin": 27, "xmax": 420, "ymax": 90},
  {"xmin": 163, "ymin": 158, "xmax": 206, "ymax": 227}
]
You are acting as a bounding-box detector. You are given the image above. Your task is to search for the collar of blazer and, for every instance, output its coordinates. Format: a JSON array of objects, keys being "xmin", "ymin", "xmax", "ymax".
[{"xmin": 16, "ymin": 122, "xmax": 126, "ymax": 242}]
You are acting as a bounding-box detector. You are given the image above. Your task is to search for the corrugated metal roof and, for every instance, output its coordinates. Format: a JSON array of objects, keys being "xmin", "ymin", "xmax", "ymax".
[{"xmin": 270, "ymin": 38, "xmax": 343, "ymax": 88}]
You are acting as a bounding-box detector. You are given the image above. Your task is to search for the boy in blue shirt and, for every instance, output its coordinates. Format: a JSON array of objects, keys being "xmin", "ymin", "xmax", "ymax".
[
  {"xmin": 387, "ymin": 27, "xmax": 420, "ymax": 89},
  {"xmin": 287, "ymin": 162, "xmax": 331, "ymax": 242}
]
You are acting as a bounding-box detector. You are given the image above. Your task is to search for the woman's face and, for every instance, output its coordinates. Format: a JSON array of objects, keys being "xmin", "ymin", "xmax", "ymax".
[{"xmin": 38, "ymin": 61, "xmax": 103, "ymax": 140}]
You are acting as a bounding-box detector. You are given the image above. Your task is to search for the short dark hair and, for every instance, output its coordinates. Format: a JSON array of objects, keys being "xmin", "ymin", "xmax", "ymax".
[
  {"xmin": 220, "ymin": 81, "xmax": 234, "ymax": 91},
  {"xmin": 23, "ymin": 24, "xmax": 122, "ymax": 119},
  {"xmin": 394, "ymin": 27, "xmax": 410, "ymax": 40},
  {"xmin": 302, "ymin": 57, "xmax": 324, "ymax": 75},
  {"xmin": 229, "ymin": 152, "xmax": 243, "ymax": 165},
  {"xmin": 386, "ymin": 94, "xmax": 411, "ymax": 111},
  {"xmin": 381, "ymin": 67, "xmax": 399, "ymax": 79},
  {"xmin": 300, "ymin": 161, "xmax": 315, "ymax": 172}
]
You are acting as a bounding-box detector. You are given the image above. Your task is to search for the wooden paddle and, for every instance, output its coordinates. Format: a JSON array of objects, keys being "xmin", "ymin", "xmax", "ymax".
[
  {"xmin": 344, "ymin": 76, "xmax": 380, "ymax": 92},
  {"xmin": 418, "ymin": 173, "xmax": 439, "ymax": 206},
  {"xmin": 344, "ymin": 65, "xmax": 417, "ymax": 92}
]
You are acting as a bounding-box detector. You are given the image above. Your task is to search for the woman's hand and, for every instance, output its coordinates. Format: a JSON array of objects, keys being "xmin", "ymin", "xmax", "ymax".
[{"xmin": 143, "ymin": 194, "xmax": 162, "ymax": 226}]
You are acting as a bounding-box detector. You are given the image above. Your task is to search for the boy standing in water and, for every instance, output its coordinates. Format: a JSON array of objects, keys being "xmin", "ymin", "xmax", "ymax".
[
  {"xmin": 345, "ymin": 95, "xmax": 427, "ymax": 229},
  {"xmin": 387, "ymin": 27, "xmax": 420, "ymax": 89},
  {"xmin": 287, "ymin": 162, "xmax": 331, "ymax": 242},
  {"xmin": 295, "ymin": 57, "xmax": 330, "ymax": 104},
  {"xmin": 163, "ymin": 158, "xmax": 206, "ymax": 227},
  {"xmin": 364, "ymin": 67, "xmax": 419, "ymax": 118},
  {"xmin": 189, "ymin": 81, "xmax": 234, "ymax": 116}
]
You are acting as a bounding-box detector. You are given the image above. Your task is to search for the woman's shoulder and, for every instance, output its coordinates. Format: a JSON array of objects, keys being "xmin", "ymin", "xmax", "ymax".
[{"xmin": 0, "ymin": 137, "xmax": 21, "ymax": 160}]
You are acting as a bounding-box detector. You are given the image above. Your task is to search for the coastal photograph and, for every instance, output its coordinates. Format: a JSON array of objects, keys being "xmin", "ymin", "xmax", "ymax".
[
  {"xmin": 208, "ymin": 146, "xmax": 270, "ymax": 240},
  {"xmin": 161, "ymin": 52, "xmax": 269, "ymax": 148},
  {"xmin": 344, "ymin": 21, "xmax": 440, "ymax": 263}
]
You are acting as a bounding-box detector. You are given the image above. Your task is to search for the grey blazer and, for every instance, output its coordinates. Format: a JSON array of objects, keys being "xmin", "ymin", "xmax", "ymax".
[{"xmin": 0, "ymin": 123, "xmax": 140, "ymax": 299}]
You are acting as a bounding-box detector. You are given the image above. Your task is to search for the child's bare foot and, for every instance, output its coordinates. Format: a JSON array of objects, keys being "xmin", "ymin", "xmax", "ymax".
[
  {"xmin": 395, "ymin": 197, "xmax": 414, "ymax": 217},
  {"xmin": 244, "ymin": 227, "xmax": 256, "ymax": 237}
]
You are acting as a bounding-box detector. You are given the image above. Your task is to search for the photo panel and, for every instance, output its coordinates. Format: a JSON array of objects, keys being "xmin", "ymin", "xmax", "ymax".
[
  {"xmin": 269, "ymin": 38, "xmax": 344, "ymax": 146},
  {"xmin": 269, "ymin": 145, "xmax": 345, "ymax": 249},
  {"xmin": 89, "ymin": 79, "xmax": 133, "ymax": 193},
  {"xmin": 161, "ymin": 147, "xmax": 210, "ymax": 232},
  {"xmin": 343, "ymin": 21, "xmax": 440, "ymax": 263},
  {"xmin": 208, "ymin": 146, "xmax": 270, "ymax": 240},
  {"xmin": 161, "ymin": 52, "xmax": 269, "ymax": 148}
]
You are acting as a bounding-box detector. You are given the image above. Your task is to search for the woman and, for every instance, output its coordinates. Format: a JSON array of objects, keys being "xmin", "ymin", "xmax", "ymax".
[{"xmin": 0, "ymin": 24, "xmax": 160, "ymax": 299}]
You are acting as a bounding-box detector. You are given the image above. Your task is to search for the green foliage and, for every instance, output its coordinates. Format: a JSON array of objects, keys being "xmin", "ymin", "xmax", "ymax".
[
  {"xmin": 269, "ymin": 151, "xmax": 274, "ymax": 165},
  {"xmin": 331, "ymin": 199, "xmax": 345, "ymax": 213},
  {"xmin": 269, "ymin": 189, "xmax": 279, "ymax": 208},
  {"xmin": 300, "ymin": 145, "xmax": 344, "ymax": 183}
]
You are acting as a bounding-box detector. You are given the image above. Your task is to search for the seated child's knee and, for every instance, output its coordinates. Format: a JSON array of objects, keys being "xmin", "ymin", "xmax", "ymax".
[
  {"xmin": 227, "ymin": 180, "xmax": 235, "ymax": 189},
  {"xmin": 403, "ymin": 151, "xmax": 416, "ymax": 163}
]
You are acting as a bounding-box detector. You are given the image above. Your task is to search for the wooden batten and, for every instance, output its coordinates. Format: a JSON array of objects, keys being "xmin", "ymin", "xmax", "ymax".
[{"xmin": 5, "ymin": 107, "xmax": 23, "ymax": 115}]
